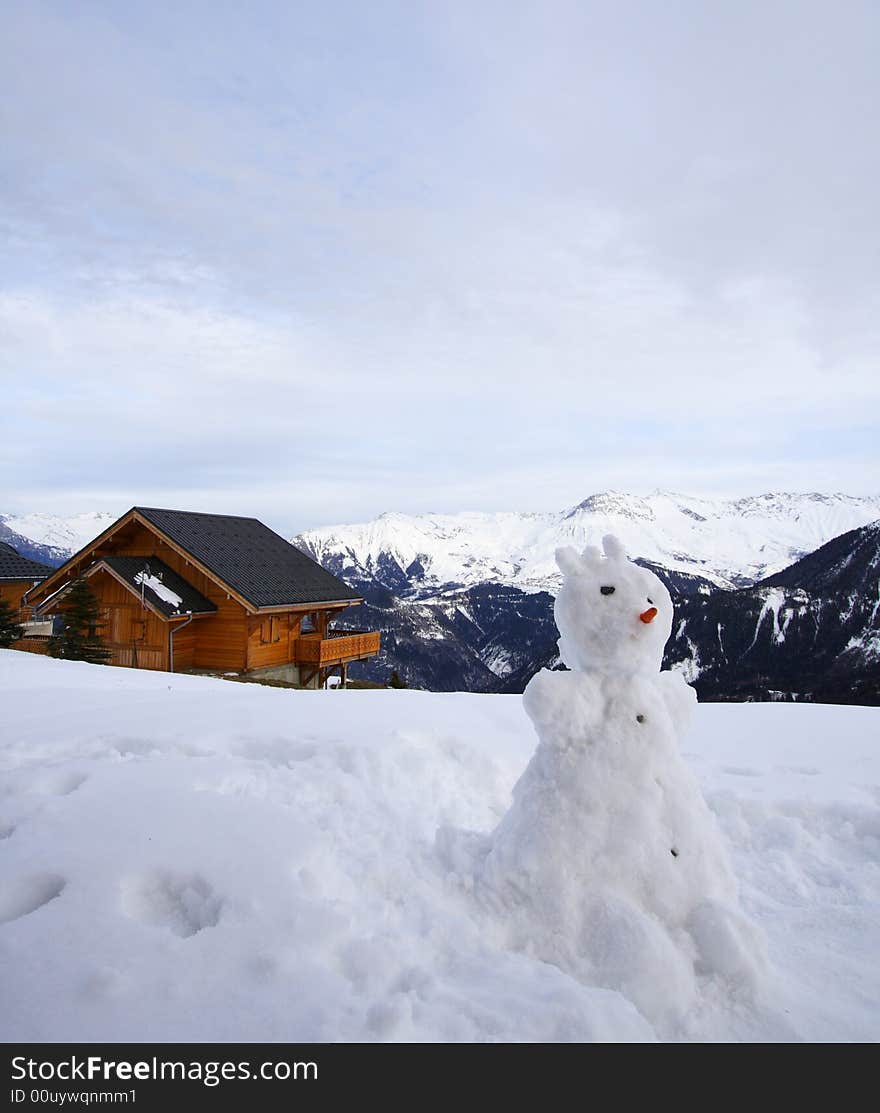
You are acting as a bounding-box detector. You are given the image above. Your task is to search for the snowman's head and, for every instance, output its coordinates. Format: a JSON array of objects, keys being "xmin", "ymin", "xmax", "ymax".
[{"xmin": 554, "ymin": 534, "xmax": 672, "ymax": 675}]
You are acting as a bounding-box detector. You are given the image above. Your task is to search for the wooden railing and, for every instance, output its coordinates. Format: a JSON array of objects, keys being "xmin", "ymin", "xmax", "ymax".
[{"xmin": 293, "ymin": 630, "xmax": 381, "ymax": 665}]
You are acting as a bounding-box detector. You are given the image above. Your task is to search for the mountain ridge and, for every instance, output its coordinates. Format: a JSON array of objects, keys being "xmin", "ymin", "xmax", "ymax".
[
  {"xmin": 6, "ymin": 492, "xmax": 879, "ymax": 589},
  {"xmin": 663, "ymin": 520, "xmax": 880, "ymax": 704},
  {"xmin": 294, "ymin": 490, "xmax": 880, "ymax": 597}
]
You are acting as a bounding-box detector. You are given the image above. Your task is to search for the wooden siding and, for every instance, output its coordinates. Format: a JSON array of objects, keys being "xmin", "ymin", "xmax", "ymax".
[
  {"xmin": 170, "ymin": 621, "xmax": 196, "ymax": 672},
  {"xmin": 10, "ymin": 637, "xmax": 50, "ymax": 656},
  {"xmin": 247, "ymin": 612, "xmax": 299, "ymax": 670},
  {"xmin": 1, "ymin": 581, "xmax": 33, "ymax": 617},
  {"xmin": 188, "ymin": 602, "xmax": 244, "ymax": 671},
  {"xmin": 88, "ymin": 570, "xmax": 169, "ymax": 671}
]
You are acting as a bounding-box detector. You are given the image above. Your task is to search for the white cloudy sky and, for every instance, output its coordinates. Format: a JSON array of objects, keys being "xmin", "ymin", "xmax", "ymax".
[{"xmin": 1, "ymin": 0, "xmax": 878, "ymax": 533}]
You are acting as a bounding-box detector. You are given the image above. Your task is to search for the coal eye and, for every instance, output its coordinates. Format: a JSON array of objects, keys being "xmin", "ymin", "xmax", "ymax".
[
  {"xmin": 647, "ymin": 597, "xmax": 654, "ymax": 605},
  {"xmin": 600, "ymin": 585, "xmax": 615, "ymax": 596}
]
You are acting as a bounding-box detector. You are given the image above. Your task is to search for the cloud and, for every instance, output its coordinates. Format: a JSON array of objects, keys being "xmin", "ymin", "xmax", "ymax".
[{"xmin": 1, "ymin": 1, "xmax": 878, "ymax": 528}]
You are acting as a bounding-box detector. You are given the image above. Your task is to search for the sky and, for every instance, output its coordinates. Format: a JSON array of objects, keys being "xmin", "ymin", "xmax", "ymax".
[{"xmin": 1, "ymin": 0, "xmax": 878, "ymax": 535}]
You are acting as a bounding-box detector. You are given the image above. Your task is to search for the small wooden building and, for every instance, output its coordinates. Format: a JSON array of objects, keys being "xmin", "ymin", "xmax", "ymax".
[
  {"xmin": 26, "ymin": 507, "xmax": 380, "ymax": 687},
  {"xmin": 0, "ymin": 542, "xmax": 53, "ymax": 619}
]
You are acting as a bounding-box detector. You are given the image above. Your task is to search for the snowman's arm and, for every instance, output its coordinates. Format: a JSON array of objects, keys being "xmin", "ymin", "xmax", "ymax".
[
  {"xmin": 657, "ymin": 669, "xmax": 698, "ymax": 731},
  {"xmin": 522, "ymin": 669, "xmax": 604, "ymax": 743}
]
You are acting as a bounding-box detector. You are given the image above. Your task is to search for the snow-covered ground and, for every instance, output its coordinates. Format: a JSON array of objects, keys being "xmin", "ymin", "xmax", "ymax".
[{"xmin": 1, "ymin": 650, "xmax": 878, "ymax": 1042}]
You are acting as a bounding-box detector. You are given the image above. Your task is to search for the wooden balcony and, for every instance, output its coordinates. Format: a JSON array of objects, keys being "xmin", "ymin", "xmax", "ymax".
[{"xmin": 293, "ymin": 629, "xmax": 381, "ymax": 666}]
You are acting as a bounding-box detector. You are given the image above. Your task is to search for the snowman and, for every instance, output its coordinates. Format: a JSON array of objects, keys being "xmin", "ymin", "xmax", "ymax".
[{"xmin": 478, "ymin": 535, "xmax": 764, "ymax": 1030}]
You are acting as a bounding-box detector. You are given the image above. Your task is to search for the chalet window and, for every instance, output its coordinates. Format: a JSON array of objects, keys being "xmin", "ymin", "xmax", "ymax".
[
  {"xmin": 260, "ymin": 617, "xmax": 283, "ymax": 644},
  {"xmin": 300, "ymin": 613, "xmax": 316, "ymax": 634}
]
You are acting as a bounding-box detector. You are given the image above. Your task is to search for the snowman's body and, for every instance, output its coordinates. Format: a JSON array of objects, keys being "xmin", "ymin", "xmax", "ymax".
[{"xmin": 479, "ymin": 536, "xmax": 764, "ymax": 1029}]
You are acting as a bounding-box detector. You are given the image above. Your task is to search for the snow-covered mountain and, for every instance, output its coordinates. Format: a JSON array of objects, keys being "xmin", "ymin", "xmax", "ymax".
[
  {"xmin": 7, "ymin": 493, "xmax": 878, "ymax": 590},
  {"xmin": 663, "ymin": 520, "xmax": 880, "ymax": 704},
  {"xmin": 498, "ymin": 520, "xmax": 880, "ymax": 705},
  {"xmin": 0, "ymin": 522, "xmax": 67, "ymax": 568},
  {"xmin": 0, "ymin": 511, "xmax": 117, "ymax": 558},
  {"xmin": 322, "ymin": 508, "xmax": 880, "ymax": 703},
  {"xmin": 294, "ymin": 491, "xmax": 880, "ymax": 596}
]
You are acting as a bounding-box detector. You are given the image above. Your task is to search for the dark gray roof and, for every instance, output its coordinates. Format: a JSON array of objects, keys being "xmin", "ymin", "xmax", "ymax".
[
  {"xmin": 99, "ymin": 556, "xmax": 217, "ymax": 619},
  {"xmin": 134, "ymin": 507, "xmax": 360, "ymax": 609},
  {"xmin": 0, "ymin": 542, "xmax": 53, "ymax": 582}
]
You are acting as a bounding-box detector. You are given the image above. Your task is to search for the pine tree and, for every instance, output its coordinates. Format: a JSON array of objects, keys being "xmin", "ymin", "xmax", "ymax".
[
  {"xmin": 0, "ymin": 597, "xmax": 24, "ymax": 648},
  {"xmin": 48, "ymin": 577, "xmax": 111, "ymax": 664}
]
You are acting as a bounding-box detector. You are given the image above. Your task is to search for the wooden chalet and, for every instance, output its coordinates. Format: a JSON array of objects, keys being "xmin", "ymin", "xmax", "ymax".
[
  {"xmin": 0, "ymin": 542, "xmax": 53, "ymax": 619},
  {"xmin": 24, "ymin": 507, "xmax": 380, "ymax": 687}
]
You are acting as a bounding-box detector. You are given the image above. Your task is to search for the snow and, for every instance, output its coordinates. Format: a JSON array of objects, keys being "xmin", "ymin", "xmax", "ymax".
[
  {"xmin": 1, "ymin": 649, "xmax": 879, "ymax": 1042},
  {"xmin": 481, "ymin": 647, "xmax": 514, "ymax": 676},
  {"xmin": 294, "ymin": 491, "xmax": 880, "ymax": 596},
  {"xmin": 845, "ymin": 630, "xmax": 880, "ymax": 661},
  {"xmin": 674, "ymin": 643, "xmax": 703, "ymax": 683},
  {"xmin": 0, "ymin": 511, "xmax": 118, "ymax": 553},
  {"xmin": 743, "ymin": 588, "xmax": 791, "ymax": 656},
  {"xmin": 134, "ymin": 570, "xmax": 184, "ymax": 610}
]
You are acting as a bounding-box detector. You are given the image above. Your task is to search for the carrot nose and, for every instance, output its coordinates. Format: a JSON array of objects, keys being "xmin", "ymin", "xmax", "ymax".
[{"xmin": 639, "ymin": 607, "xmax": 658, "ymax": 624}]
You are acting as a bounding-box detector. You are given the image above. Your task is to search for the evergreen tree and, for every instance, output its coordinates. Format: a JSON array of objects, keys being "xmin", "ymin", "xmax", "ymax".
[
  {"xmin": 0, "ymin": 597, "xmax": 24, "ymax": 648},
  {"xmin": 48, "ymin": 577, "xmax": 111, "ymax": 664},
  {"xmin": 388, "ymin": 669, "xmax": 407, "ymax": 689}
]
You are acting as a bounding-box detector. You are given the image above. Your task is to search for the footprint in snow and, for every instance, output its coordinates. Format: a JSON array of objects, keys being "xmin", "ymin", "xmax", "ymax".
[
  {"xmin": 0, "ymin": 873, "xmax": 67, "ymax": 925},
  {"xmin": 722, "ymin": 766, "xmax": 762, "ymax": 778},
  {"xmin": 120, "ymin": 871, "xmax": 223, "ymax": 938}
]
